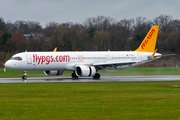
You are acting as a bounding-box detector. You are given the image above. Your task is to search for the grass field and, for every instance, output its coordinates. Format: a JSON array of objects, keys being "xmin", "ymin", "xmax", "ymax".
[
  {"xmin": 0, "ymin": 67, "xmax": 180, "ymax": 119},
  {"xmin": 0, "ymin": 82, "xmax": 180, "ymax": 119},
  {"xmin": 0, "ymin": 67, "xmax": 180, "ymax": 78}
]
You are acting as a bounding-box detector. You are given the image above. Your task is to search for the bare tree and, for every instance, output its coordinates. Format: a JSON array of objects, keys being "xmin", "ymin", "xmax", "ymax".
[
  {"xmin": 94, "ymin": 30, "xmax": 110, "ymax": 50},
  {"xmin": 153, "ymin": 14, "xmax": 172, "ymax": 33},
  {"xmin": 84, "ymin": 16, "xmax": 115, "ymax": 31},
  {"xmin": 168, "ymin": 19, "xmax": 180, "ymax": 33},
  {"xmin": 44, "ymin": 21, "xmax": 59, "ymax": 38},
  {"xmin": 6, "ymin": 32, "xmax": 27, "ymax": 52},
  {"xmin": 133, "ymin": 16, "xmax": 152, "ymax": 34}
]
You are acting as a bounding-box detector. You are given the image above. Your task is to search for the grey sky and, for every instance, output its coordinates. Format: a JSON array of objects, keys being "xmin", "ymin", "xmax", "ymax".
[{"xmin": 1, "ymin": 0, "xmax": 180, "ymax": 27}]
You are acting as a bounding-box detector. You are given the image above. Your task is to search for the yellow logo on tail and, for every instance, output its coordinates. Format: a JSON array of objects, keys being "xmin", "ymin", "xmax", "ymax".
[{"xmin": 135, "ymin": 26, "xmax": 159, "ymax": 52}]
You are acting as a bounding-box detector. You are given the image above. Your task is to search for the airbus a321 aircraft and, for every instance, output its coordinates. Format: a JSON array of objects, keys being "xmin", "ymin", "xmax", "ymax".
[{"xmin": 5, "ymin": 26, "xmax": 162, "ymax": 80}]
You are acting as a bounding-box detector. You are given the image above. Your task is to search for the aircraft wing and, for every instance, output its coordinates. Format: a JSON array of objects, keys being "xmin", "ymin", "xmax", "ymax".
[
  {"xmin": 69, "ymin": 60, "xmax": 140, "ymax": 70},
  {"xmin": 93, "ymin": 60, "xmax": 141, "ymax": 69}
]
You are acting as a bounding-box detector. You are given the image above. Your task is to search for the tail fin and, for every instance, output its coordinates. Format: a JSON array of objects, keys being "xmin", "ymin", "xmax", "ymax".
[{"xmin": 134, "ymin": 26, "xmax": 159, "ymax": 52}]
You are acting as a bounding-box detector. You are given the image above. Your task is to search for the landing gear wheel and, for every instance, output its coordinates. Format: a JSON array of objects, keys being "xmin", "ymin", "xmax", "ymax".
[
  {"xmin": 22, "ymin": 71, "xmax": 27, "ymax": 81},
  {"xmin": 71, "ymin": 72, "xmax": 78, "ymax": 79},
  {"xmin": 93, "ymin": 73, "xmax": 100, "ymax": 79},
  {"xmin": 22, "ymin": 75, "xmax": 27, "ymax": 80}
]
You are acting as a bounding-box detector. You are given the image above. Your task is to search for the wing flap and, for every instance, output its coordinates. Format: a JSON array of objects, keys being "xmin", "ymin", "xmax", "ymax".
[{"xmin": 93, "ymin": 60, "xmax": 140, "ymax": 67}]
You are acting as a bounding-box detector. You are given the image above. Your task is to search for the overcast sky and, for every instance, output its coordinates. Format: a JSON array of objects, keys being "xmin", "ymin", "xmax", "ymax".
[{"xmin": 1, "ymin": 0, "xmax": 180, "ymax": 27}]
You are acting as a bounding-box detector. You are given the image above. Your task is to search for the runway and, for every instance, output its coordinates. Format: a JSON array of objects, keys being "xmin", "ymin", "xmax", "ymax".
[{"xmin": 0, "ymin": 75, "xmax": 180, "ymax": 83}]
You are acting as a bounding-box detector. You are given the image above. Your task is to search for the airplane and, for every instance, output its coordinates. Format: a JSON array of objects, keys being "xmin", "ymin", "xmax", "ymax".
[{"xmin": 5, "ymin": 26, "xmax": 162, "ymax": 80}]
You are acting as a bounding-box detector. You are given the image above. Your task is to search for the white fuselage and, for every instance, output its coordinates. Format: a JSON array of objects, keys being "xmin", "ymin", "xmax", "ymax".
[{"xmin": 5, "ymin": 51, "xmax": 161, "ymax": 71}]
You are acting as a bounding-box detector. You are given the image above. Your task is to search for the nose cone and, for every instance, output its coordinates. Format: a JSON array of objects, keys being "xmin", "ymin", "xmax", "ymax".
[
  {"xmin": 5, "ymin": 60, "xmax": 11, "ymax": 69},
  {"xmin": 5, "ymin": 60, "xmax": 15, "ymax": 70},
  {"xmin": 5, "ymin": 59, "xmax": 23, "ymax": 70}
]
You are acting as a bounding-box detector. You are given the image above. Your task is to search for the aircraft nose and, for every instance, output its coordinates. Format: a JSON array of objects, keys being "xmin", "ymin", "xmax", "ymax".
[
  {"xmin": 5, "ymin": 60, "xmax": 22, "ymax": 70},
  {"xmin": 5, "ymin": 60, "xmax": 15, "ymax": 69},
  {"xmin": 5, "ymin": 60, "xmax": 10, "ymax": 68}
]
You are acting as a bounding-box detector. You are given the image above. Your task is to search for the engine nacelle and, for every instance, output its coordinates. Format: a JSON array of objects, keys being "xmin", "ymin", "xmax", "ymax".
[
  {"xmin": 75, "ymin": 66, "xmax": 96, "ymax": 77},
  {"xmin": 44, "ymin": 70, "xmax": 64, "ymax": 76}
]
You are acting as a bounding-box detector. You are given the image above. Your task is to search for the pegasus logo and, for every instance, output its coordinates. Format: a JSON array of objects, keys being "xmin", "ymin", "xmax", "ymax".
[{"xmin": 141, "ymin": 28, "xmax": 155, "ymax": 49}]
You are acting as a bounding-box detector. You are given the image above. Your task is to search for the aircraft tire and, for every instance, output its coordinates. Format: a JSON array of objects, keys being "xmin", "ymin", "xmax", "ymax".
[
  {"xmin": 93, "ymin": 73, "xmax": 100, "ymax": 79},
  {"xmin": 71, "ymin": 72, "xmax": 78, "ymax": 79},
  {"xmin": 22, "ymin": 75, "xmax": 27, "ymax": 80}
]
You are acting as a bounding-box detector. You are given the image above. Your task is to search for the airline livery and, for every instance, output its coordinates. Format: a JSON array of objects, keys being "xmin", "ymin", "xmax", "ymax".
[{"xmin": 5, "ymin": 26, "xmax": 162, "ymax": 80}]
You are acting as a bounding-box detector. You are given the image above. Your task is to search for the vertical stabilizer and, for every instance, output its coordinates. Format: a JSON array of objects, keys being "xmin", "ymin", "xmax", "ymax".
[{"xmin": 135, "ymin": 26, "xmax": 159, "ymax": 52}]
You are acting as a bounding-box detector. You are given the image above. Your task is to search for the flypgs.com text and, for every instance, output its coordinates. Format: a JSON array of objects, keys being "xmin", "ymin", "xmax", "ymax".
[{"xmin": 33, "ymin": 54, "xmax": 70, "ymax": 65}]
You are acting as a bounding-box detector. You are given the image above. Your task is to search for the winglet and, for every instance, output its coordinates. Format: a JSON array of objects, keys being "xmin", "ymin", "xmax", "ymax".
[
  {"xmin": 150, "ymin": 49, "xmax": 158, "ymax": 59},
  {"xmin": 135, "ymin": 26, "xmax": 159, "ymax": 52},
  {"xmin": 53, "ymin": 47, "xmax": 57, "ymax": 52}
]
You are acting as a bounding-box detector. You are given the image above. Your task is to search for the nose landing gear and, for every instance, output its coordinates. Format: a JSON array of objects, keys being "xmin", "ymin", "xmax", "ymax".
[{"xmin": 22, "ymin": 71, "xmax": 27, "ymax": 81}]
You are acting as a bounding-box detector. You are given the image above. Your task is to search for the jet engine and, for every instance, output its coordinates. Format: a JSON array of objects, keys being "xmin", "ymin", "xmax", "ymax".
[
  {"xmin": 75, "ymin": 66, "xmax": 96, "ymax": 77},
  {"xmin": 44, "ymin": 70, "xmax": 64, "ymax": 76}
]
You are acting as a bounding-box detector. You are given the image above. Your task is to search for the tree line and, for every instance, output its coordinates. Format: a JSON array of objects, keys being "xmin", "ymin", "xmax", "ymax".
[{"xmin": 0, "ymin": 14, "xmax": 179, "ymax": 65}]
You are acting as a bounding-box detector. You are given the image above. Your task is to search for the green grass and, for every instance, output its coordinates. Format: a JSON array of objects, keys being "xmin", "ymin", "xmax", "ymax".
[
  {"xmin": 0, "ymin": 82, "xmax": 180, "ymax": 119},
  {"xmin": 0, "ymin": 67, "xmax": 180, "ymax": 78}
]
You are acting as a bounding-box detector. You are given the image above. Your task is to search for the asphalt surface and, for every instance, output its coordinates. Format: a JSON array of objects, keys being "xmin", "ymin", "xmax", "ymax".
[{"xmin": 0, "ymin": 75, "xmax": 180, "ymax": 83}]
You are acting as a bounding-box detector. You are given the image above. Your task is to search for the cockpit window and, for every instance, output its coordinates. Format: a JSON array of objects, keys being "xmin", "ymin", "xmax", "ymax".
[{"xmin": 10, "ymin": 57, "xmax": 22, "ymax": 61}]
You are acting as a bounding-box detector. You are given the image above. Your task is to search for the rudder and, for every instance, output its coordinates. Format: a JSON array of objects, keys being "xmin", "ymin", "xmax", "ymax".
[{"xmin": 134, "ymin": 26, "xmax": 159, "ymax": 52}]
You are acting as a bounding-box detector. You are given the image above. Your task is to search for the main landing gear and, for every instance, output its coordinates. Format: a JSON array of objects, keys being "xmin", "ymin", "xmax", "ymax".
[
  {"xmin": 71, "ymin": 72, "xmax": 100, "ymax": 79},
  {"xmin": 71, "ymin": 72, "xmax": 78, "ymax": 79},
  {"xmin": 93, "ymin": 73, "xmax": 100, "ymax": 79},
  {"xmin": 22, "ymin": 71, "xmax": 27, "ymax": 81}
]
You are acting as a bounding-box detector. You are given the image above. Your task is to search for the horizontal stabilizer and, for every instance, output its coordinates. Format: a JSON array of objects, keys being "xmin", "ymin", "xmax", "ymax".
[{"xmin": 161, "ymin": 54, "xmax": 176, "ymax": 57}]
